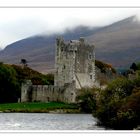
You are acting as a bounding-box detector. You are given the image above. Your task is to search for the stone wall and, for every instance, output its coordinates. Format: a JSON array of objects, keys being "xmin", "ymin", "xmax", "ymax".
[
  {"xmin": 21, "ymin": 80, "xmax": 76, "ymax": 103},
  {"xmin": 31, "ymin": 85, "xmax": 58, "ymax": 102},
  {"xmin": 21, "ymin": 80, "xmax": 32, "ymax": 102}
]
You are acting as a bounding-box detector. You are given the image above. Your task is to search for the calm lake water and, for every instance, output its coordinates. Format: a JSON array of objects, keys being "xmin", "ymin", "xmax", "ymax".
[{"xmin": 0, "ymin": 113, "xmax": 105, "ymax": 130}]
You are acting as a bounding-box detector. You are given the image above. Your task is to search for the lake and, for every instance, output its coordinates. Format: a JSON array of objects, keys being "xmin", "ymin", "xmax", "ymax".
[{"xmin": 0, "ymin": 113, "xmax": 105, "ymax": 130}]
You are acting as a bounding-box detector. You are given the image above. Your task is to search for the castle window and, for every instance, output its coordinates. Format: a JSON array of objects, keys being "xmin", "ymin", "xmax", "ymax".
[
  {"xmin": 47, "ymin": 97, "xmax": 50, "ymax": 102},
  {"xmin": 90, "ymin": 75, "xmax": 92, "ymax": 79},
  {"xmin": 71, "ymin": 93, "xmax": 74, "ymax": 95},
  {"xmin": 57, "ymin": 48, "xmax": 59, "ymax": 56},
  {"xmin": 61, "ymin": 47, "xmax": 63, "ymax": 52},
  {"xmin": 56, "ymin": 68, "xmax": 58, "ymax": 73},
  {"xmin": 88, "ymin": 53, "xmax": 92, "ymax": 60},
  {"xmin": 58, "ymin": 88, "xmax": 60, "ymax": 92},
  {"xmin": 63, "ymin": 65, "xmax": 66, "ymax": 69}
]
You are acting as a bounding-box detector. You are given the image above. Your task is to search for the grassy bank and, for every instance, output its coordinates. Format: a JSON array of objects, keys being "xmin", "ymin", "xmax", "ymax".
[{"xmin": 0, "ymin": 102, "xmax": 80, "ymax": 113}]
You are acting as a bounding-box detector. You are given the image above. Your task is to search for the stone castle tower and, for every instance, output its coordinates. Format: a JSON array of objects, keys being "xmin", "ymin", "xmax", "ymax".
[
  {"xmin": 55, "ymin": 37, "xmax": 95, "ymax": 89},
  {"xmin": 21, "ymin": 37, "xmax": 96, "ymax": 103}
]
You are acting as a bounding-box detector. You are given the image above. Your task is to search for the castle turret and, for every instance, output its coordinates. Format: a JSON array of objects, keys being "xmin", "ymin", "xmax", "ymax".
[
  {"xmin": 55, "ymin": 37, "xmax": 77, "ymax": 87},
  {"xmin": 55, "ymin": 37, "xmax": 96, "ymax": 89},
  {"xmin": 21, "ymin": 80, "xmax": 32, "ymax": 102}
]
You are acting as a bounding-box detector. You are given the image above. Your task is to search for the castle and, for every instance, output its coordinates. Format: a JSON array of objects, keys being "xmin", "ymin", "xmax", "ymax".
[{"xmin": 21, "ymin": 37, "xmax": 96, "ymax": 103}]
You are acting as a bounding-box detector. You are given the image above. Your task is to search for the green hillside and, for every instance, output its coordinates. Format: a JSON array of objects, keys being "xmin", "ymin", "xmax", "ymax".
[{"xmin": 0, "ymin": 62, "xmax": 54, "ymax": 103}]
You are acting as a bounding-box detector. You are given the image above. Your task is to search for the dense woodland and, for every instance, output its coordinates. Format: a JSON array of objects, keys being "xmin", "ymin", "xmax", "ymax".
[
  {"xmin": 77, "ymin": 62, "xmax": 140, "ymax": 130},
  {"xmin": 0, "ymin": 62, "xmax": 54, "ymax": 103}
]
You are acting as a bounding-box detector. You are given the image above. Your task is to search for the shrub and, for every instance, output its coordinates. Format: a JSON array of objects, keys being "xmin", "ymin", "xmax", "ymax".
[
  {"xmin": 92, "ymin": 77, "xmax": 138, "ymax": 129},
  {"xmin": 95, "ymin": 60, "xmax": 116, "ymax": 73},
  {"xmin": 76, "ymin": 87, "xmax": 99, "ymax": 113}
]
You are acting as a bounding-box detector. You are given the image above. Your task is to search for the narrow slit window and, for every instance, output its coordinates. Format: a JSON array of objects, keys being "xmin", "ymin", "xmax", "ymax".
[
  {"xmin": 88, "ymin": 53, "xmax": 92, "ymax": 60},
  {"xmin": 90, "ymin": 75, "xmax": 92, "ymax": 79}
]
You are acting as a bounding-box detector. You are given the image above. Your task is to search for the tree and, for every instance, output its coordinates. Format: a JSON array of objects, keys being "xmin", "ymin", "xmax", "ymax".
[
  {"xmin": 76, "ymin": 88, "xmax": 98, "ymax": 113},
  {"xmin": 20, "ymin": 59, "xmax": 28, "ymax": 68},
  {"xmin": 92, "ymin": 77, "xmax": 135, "ymax": 129},
  {"xmin": 91, "ymin": 76, "xmax": 140, "ymax": 129},
  {"xmin": 130, "ymin": 62, "xmax": 137, "ymax": 71},
  {"xmin": 0, "ymin": 63, "xmax": 20, "ymax": 103},
  {"xmin": 136, "ymin": 62, "xmax": 140, "ymax": 70}
]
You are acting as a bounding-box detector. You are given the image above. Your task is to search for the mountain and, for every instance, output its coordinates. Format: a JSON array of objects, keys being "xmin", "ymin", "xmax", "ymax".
[
  {"xmin": 86, "ymin": 15, "xmax": 140, "ymax": 68},
  {"xmin": 0, "ymin": 15, "xmax": 140, "ymax": 73},
  {"xmin": 0, "ymin": 26, "xmax": 99, "ymax": 73}
]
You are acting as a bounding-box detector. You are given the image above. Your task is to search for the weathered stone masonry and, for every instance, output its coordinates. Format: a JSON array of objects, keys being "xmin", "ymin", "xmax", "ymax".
[
  {"xmin": 21, "ymin": 80, "xmax": 76, "ymax": 103},
  {"xmin": 21, "ymin": 37, "xmax": 96, "ymax": 103}
]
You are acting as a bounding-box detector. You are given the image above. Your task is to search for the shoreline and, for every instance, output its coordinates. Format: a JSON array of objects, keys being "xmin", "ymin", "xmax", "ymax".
[
  {"xmin": 0, "ymin": 109, "xmax": 81, "ymax": 113},
  {"xmin": 0, "ymin": 102, "xmax": 81, "ymax": 113}
]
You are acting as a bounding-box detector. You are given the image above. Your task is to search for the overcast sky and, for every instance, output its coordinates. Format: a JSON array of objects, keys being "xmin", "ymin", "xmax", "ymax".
[{"xmin": 0, "ymin": 8, "xmax": 140, "ymax": 49}]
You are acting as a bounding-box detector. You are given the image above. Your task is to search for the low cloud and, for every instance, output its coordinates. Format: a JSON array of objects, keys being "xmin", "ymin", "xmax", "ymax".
[{"xmin": 0, "ymin": 8, "xmax": 140, "ymax": 49}]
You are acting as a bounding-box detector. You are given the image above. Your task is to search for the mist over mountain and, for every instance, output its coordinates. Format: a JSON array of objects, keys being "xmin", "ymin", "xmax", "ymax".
[
  {"xmin": 0, "ymin": 26, "xmax": 99, "ymax": 73},
  {"xmin": 0, "ymin": 16, "xmax": 140, "ymax": 73},
  {"xmin": 87, "ymin": 15, "xmax": 140, "ymax": 68}
]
